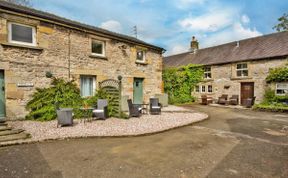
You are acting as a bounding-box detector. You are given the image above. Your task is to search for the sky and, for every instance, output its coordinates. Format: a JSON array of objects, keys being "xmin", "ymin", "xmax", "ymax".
[{"xmin": 30, "ymin": 0, "xmax": 288, "ymax": 56}]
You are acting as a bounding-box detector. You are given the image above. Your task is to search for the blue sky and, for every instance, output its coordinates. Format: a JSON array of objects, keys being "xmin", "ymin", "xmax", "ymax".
[{"xmin": 31, "ymin": 0, "xmax": 288, "ymax": 56}]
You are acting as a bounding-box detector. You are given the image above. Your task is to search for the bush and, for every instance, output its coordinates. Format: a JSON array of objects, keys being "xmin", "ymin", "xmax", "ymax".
[
  {"xmin": 266, "ymin": 67, "xmax": 288, "ymax": 83},
  {"xmin": 26, "ymin": 78, "xmax": 84, "ymax": 121},
  {"xmin": 163, "ymin": 64, "xmax": 203, "ymax": 104},
  {"xmin": 253, "ymin": 103, "xmax": 288, "ymax": 112}
]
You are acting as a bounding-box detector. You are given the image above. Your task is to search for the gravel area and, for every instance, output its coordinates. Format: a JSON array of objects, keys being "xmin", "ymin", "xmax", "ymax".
[{"xmin": 4, "ymin": 106, "xmax": 208, "ymax": 145}]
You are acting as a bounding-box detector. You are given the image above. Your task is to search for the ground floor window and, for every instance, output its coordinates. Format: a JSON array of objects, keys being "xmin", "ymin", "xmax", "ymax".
[
  {"xmin": 80, "ymin": 75, "xmax": 96, "ymax": 97},
  {"xmin": 276, "ymin": 83, "xmax": 288, "ymax": 95},
  {"xmin": 201, "ymin": 86, "xmax": 206, "ymax": 93},
  {"xmin": 208, "ymin": 85, "xmax": 213, "ymax": 93},
  {"xmin": 195, "ymin": 85, "xmax": 200, "ymax": 92}
]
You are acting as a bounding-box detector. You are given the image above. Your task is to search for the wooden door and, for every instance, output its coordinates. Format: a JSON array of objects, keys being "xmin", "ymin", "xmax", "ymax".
[
  {"xmin": 0, "ymin": 70, "xmax": 5, "ymax": 118},
  {"xmin": 133, "ymin": 78, "xmax": 144, "ymax": 104},
  {"xmin": 241, "ymin": 82, "xmax": 254, "ymax": 105}
]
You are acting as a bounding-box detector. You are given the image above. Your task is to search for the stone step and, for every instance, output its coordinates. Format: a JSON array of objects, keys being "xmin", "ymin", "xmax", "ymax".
[
  {"xmin": 0, "ymin": 132, "xmax": 30, "ymax": 142},
  {"xmin": 0, "ymin": 120, "xmax": 6, "ymax": 123},
  {"xmin": 0, "ymin": 129, "xmax": 24, "ymax": 136},
  {"xmin": 0, "ymin": 123, "xmax": 8, "ymax": 126},
  {"xmin": 0, "ymin": 126, "xmax": 12, "ymax": 131}
]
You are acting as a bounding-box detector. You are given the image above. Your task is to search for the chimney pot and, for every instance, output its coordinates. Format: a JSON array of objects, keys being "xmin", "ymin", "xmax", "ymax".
[{"xmin": 190, "ymin": 36, "xmax": 199, "ymax": 53}]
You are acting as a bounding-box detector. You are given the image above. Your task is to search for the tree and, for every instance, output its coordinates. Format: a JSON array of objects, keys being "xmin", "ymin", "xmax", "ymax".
[
  {"xmin": 1, "ymin": 0, "xmax": 32, "ymax": 7},
  {"xmin": 273, "ymin": 13, "xmax": 288, "ymax": 32}
]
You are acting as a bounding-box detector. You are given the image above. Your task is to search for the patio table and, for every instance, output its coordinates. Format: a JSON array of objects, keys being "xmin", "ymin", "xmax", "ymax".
[{"xmin": 79, "ymin": 107, "xmax": 95, "ymax": 123}]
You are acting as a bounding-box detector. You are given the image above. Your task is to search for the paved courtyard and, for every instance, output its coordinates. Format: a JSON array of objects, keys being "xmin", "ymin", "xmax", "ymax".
[{"xmin": 0, "ymin": 105, "xmax": 287, "ymax": 178}]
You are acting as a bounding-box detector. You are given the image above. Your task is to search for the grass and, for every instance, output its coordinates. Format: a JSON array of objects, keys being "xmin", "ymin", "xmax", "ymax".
[{"xmin": 253, "ymin": 103, "xmax": 288, "ymax": 112}]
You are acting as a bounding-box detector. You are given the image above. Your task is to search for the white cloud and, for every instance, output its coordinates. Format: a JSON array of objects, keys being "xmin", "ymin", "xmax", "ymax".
[
  {"xmin": 178, "ymin": 10, "xmax": 234, "ymax": 32},
  {"xmin": 202, "ymin": 22, "xmax": 262, "ymax": 48},
  {"xmin": 176, "ymin": 0, "xmax": 207, "ymax": 9},
  {"xmin": 167, "ymin": 44, "xmax": 189, "ymax": 56},
  {"xmin": 241, "ymin": 14, "xmax": 250, "ymax": 24},
  {"xmin": 100, "ymin": 20, "xmax": 122, "ymax": 33}
]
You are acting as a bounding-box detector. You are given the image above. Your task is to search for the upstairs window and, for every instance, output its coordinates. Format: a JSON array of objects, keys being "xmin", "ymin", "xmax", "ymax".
[
  {"xmin": 204, "ymin": 66, "xmax": 212, "ymax": 79},
  {"xmin": 236, "ymin": 63, "xmax": 248, "ymax": 77},
  {"xmin": 80, "ymin": 75, "xmax": 96, "ymax": 97},
  {"xmin": 8, "ymin": 22, "xmax": 36, "ymax": 46},
  {"xmin": 276, "ymin": 83, "xmax": 288, "ymax": 95},
  {"xmin": 136, "ymin": 50, "xmax": 145, "ymax": 62},
  {"xmin": 91, "ymin": 40, "xmax": 105, "ymax": 57}
]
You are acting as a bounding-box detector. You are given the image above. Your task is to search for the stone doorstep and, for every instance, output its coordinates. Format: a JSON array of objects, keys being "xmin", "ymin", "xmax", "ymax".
[
  {"xmin": 0, "ymin": 126, "xmax": 12, "ymax": 131},
  {"xmin": 209, "ymin": 103, "xmax": 250, "ymax": 110},
  {"xmin": 0, "ymin": 132, "xmax": 30, "ymax": 142},
  {"xmin": 0, "ymin": 129, "xmax": 24, "ymax": 136}
]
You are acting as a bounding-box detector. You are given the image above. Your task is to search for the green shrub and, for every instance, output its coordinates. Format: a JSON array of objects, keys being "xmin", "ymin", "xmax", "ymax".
[
  {"xmin": 266, "ymin": 67, "xmax": 288, "ymax": 83},
  {"xmin": 26, "ymin": 78, "xmax": 84, "ymax": 121},
  {"xmin": 253, "ymin": 103, "xmax": 288, "ymax": 112},
  {"xmin": 163, "ymin": 64, "xmax": 203, "ymax": 104}
]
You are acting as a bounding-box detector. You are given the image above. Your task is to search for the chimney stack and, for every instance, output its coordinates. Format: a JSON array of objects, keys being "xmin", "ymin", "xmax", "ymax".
[{"xmin": 190, "ymin": 36, "xmax": 199, "ymax": 53}]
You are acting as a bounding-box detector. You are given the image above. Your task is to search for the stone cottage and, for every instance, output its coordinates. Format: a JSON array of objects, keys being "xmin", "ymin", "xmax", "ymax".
[
  {"xmin": 0, "ymin": 1, "xmax": 164, "ymax": 119},
  {"xmin": 164, "ymin": 32, "xmax": 288, "ymax": 105}
]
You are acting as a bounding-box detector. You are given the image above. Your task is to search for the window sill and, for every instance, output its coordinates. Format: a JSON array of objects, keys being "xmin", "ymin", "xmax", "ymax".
[
  {"xmin": 203, "ymin": 78, "xmax": 213, "ymax": 82},
  {"xmin": 230, "ymin": 77, "xmax": 252, "ymax": 80},
  {"xmin": 136, "ymin": 61, "xmax": 148, "ymax": 65},
  {"xmin": 89, "ymin": 54, "xmax": 108, "ymax": 60},
  {"xmin": 0, "ymin": 42, "xmax": 44, "ymax": 50}
]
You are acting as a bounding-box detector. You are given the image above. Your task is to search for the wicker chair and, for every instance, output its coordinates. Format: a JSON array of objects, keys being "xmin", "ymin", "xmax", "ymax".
[
  {"xmin": 229, "ymin": 95, "xmax": 239, "ymax": 105},
  {"xmin": 127, "ymin": 99, "xmax": 142, "ymax": 117},
  {"xmin": 201, "ymin": 95, "xmax": 213, "ymax": 105},
  {"xmin": 218, "ymin": 94, "xmax": 228, "ymax": 105},
  {"xmin": 150, "ymin": 98, "xmax": 162, "ymax": 115},
  {"xmin": 243, "ymin": 97, "xmax": 256, "ymax": 108},
  {"xmin": 92, "ymin": 99, "xmax": 108, "ymax": 119}
]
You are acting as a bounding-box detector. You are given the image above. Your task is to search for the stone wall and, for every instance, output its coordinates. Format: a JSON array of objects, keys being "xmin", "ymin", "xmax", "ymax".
[
  {"xmin": 0, "ymin": 13, "xmax": 163, "ymax": 119},
  {"xmin": 192, "ymin": 58, "xmax": 288, "ymax": 104}
]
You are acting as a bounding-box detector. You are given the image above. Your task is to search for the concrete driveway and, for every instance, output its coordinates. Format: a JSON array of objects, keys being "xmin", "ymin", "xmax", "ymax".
[{"xmin": 0, "ymin": 105, "xmax": 287, "ymax": 178}]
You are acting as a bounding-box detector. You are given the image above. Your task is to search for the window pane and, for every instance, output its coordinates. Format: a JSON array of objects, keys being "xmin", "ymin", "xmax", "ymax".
[
  {"xmin": 237, "ymin": 71, "xmax": 242, "ymax": 77},
  {"xmin": 208, "ymin": 85, "xmax": 212, "ymax": 92},
  {"xmin": 92, "ymin": 41, "xmax": 103, "ymax": 54},
  {"xmin": 195, "ymin": 86, "xmax": 199, "ymax": 92},
  {"xmin": 11, "ymin": 24, "xmax": 33, "ymax": 43},
  {"xmin": 136, "ymin": 50, "xmax": 144, "ymax": 61},
  {"xmin": 205, "ymin": 67, "xmax": 211, "ymax": 72},
  {"xmin": 81, "ymin": 76, "xmax": 95, "ymax": 97},
  {"xmin": 243, "ymin": 70, "xmax": 248, "ymax": 76},
  {"xmin": 202, "ymin": 86, "xmax": 205, "ymax": 92}
]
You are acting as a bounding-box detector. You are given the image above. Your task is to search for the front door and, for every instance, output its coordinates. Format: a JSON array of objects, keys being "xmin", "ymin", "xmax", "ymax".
[
  {"xmin": 133, "ymin": 78, "xmax": 143, "ymax": 104},
  {"xmin": 0, "ymin": 71, "xmax": 5, "ymax": 118},
  {"xmin": 241, "ymin": 82, "xmax": 254, "ymax": 105}
]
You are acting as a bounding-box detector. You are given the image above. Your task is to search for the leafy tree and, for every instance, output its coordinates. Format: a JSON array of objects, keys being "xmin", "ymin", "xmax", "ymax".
[
  {"xmin": 273, "ymin": 13, "xmax": 288, "ymax": 32},
  {"xmin": 1, "ymin": 0, "xmax": 32, "ymax": 7}
]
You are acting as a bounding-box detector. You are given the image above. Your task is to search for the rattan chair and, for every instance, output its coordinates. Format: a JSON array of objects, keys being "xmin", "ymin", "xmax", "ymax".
[
  {"xmin": 218, "ymin": 94, "xmax": 228, "ymax": 105},
  {"xmin": 150, "ymin": 98, "xmax": 162, "ymax": 115},
  {"xmin": 127, "ymin": 99, "xmax": 142, "ymax": 117},
  {"xmin": 229, "ymin": 95, "xmax": 239, "ymax": 105},
  {"xmin": 92, "ymin": 99, "xmax": 108, "ymax": 119}
]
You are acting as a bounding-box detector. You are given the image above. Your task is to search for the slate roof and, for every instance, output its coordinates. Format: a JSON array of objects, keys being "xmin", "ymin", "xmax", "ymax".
[
  {"xmin": 0, "ymin": 1, "xmax": 164, "ymax": 51},
  {"xmin": 164, "ymin": 31, "xmax": 288, "ymax": 68}
]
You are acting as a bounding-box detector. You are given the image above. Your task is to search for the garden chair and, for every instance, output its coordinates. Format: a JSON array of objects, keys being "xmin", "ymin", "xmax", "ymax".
[
  {"xmin": 92, "ymin": 99, "xmax": 109, "ymax": 119},
  {"xmin": 201, "ymin": 95, "xmax": 213, "ymax": 105},
  {"xmin": 218, "ymin": 94, "xmax": 228, "ymax": 105},
  {"xmin": 56, "ymin": 107, "xmax": 74, "ymax": 127},
  {"xmin": 127, "ymin": 99, "xmax": 142, "ymax": 117},
  {"xmin": 229, "ymin": 95, "xmax": 239, "ymax": 105},
  {"xmin": 150, "ymin": 98, "xmax": 162, "ymax": 115},
  {"xmin": 243, "ymin": 97, "xmax": 256, "ymax": 108}
]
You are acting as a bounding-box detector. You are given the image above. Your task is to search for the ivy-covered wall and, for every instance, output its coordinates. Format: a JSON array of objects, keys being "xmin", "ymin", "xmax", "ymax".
[{"xmin": 162, "ymin": 64, "xmax": 203, "ymax": 104}]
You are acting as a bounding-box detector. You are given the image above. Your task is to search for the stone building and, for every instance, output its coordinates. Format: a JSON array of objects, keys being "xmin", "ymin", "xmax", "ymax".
[
  {"xmin": 0, "ymin": 2, "xmax": 164, "ymax": 119},
  {"xmin": 164, "ymin": 32, "xmax": 288, "ymax": 105}
]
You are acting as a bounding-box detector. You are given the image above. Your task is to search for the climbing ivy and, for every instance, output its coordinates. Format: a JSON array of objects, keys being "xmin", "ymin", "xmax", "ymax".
[
  {"xmin": 163, "ymin": 64, "xmax": 203, "ymax": 104},
  {"xmin": 266, "ymin": 66, "xmax": 288, "ymax": 83}
]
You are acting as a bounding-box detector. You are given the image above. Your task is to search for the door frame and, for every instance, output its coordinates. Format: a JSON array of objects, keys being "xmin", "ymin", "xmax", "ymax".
[
  {"xmin": 240, "ymin": 82, "xmax": 254, "ymax": 105},
  {"xmin": 133, "ymin": 78, "xmax": 144, "ymax": 104},
  {"xmin": 0, "ymin": 70, "xmax": 6, "ymax": 118}
]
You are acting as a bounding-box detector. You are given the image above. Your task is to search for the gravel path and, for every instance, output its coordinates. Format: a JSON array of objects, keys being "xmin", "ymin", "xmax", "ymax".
[{"xmin": 4, "ymin": 106, "xmax": 208, "ymax": 145}]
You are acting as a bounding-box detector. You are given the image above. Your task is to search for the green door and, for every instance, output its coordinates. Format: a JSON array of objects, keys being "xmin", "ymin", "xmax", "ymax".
[
  {"xmin": 0, "ymin": 71, "xmax": 5, "ymax": 118},
  {"xmin": 133, "ymin": 78, "xmax": 144, "ymax": 104}
]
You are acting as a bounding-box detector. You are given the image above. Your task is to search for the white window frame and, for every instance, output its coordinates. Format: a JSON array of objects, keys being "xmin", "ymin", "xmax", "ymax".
[
  {"xmin": 195, "ymin": 85, "xmax": 200, "ymax": 92},
  {"xmin": 204, "ymin": 66, "xmax": 212, "ymax": 79},
  {"xmin": 275, "ymin": 83, "xmax": 288, "ymax": 96},
  {"xmin": 91, "ymin": 39, "xmax": 106, "ymax": 57},
  {"xmin": 201, "ymin": 85, "xmax": 206, "ymax": 93},
  {"xmin": 8, "ymin": 22, "xmax": 36, "ymax": 46},
  {"xmin": 208, "ymin": 85, "xmax": 213, "ymax": 93},
  {"xmin": 80, "ymin": 75, "xmax": 96, "ymax": 97},
  {"xmin": 236, "ymin": 63, "xmax": 248, "ymax": 77},
  {"xmin": 136, "ymin": 49, "xmax": 146, "ymax": 62}
]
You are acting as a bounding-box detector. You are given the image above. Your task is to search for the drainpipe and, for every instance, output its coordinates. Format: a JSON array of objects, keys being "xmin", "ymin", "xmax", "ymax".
[{"xmin": 68, "ymin": 30, "xmax": 71, "ymax": 80}]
